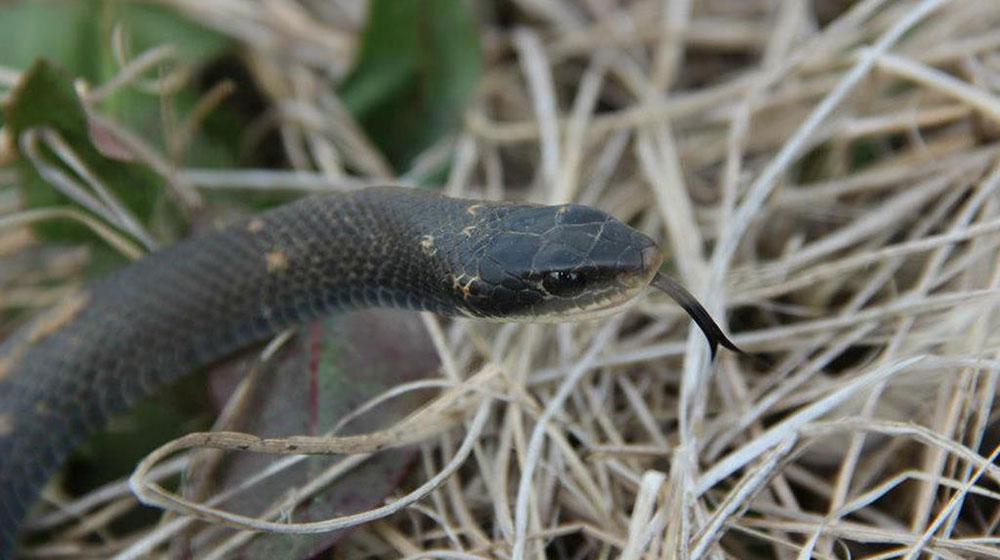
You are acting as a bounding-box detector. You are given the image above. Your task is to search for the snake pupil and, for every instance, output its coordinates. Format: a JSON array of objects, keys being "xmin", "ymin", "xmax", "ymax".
[{"xmin": 542, "ymin": 269, "xmax": 589, "ymax": 297}]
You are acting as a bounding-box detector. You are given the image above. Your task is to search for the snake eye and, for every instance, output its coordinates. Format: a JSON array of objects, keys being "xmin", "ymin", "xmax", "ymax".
[{"xmin": 542, "ymin": 270, "xmax": 588, "ymax": 297}]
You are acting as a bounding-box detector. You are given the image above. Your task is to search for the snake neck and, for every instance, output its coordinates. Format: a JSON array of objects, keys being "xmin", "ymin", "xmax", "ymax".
[
  {"xmin": 0, "ymin": 188, "xmax": 479, "ymax": 553},
  {"xmin": 242, "ymin": 187, "xmax": 482, "ymax": 325}
]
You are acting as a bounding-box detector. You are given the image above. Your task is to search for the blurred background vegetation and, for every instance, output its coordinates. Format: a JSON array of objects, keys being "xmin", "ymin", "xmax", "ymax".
[
  {"xmin": 0, "ymin": 1, "xmax": 482, "ymax": 556},
  {"xmin": 3, "ymin": 1, "xmax": 1000, "ymax": 558}
]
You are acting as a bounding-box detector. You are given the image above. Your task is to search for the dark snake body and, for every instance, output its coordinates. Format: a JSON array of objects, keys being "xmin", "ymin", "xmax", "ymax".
[{"xmin": 0, "ymin": 186, "xmax": 677, "ymax": 555}]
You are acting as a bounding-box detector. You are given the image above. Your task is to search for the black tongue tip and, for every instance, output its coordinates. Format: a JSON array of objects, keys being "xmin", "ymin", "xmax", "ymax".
[
  {"xmin": 715, "ymin": 330, "xmax": 746, "ymax": 357},
  {"xmin": 706, "ymin": 325, "xmax": 747, "ymax": 361},
  {"xmin": 649, "ymin": 273, "xmax": 747, "ymax": 360}
]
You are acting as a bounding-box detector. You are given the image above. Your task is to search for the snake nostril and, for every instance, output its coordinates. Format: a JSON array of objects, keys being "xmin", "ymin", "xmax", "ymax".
[{"xmin": 641, "ymin": 244, "xmax": 664, "ymax": 277}]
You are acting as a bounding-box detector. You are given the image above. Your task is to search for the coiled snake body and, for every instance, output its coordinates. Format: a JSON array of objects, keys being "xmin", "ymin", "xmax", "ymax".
[{"xmin": 0, "ymin": 186, "xmax": 737, "ymax": 555}]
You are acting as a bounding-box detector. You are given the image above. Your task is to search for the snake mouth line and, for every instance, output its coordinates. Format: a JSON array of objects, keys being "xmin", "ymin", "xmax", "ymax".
[
  {"xmin": 510, "ymin": 245, "xmax": 664, "ymax": 323},
  {"xmin": 502, "ymin": 281, "xmax": 651, "ymax": 323}
]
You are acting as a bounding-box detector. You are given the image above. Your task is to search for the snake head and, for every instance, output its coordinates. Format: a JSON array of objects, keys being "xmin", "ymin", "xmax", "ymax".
[{"xmin": 455, "ymin": 204, "xmax": 662, "ymax": 322}]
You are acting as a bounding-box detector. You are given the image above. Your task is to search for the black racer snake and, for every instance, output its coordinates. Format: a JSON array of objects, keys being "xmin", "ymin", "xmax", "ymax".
[{"xmin": 0, "ymin": 186, "xmax": 741, "ymax": 555}]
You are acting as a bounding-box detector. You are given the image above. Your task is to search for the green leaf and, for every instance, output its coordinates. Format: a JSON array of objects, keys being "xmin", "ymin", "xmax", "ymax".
[
  {"xmin": 340, "ymin": 0, "xmax": 482, "ymax": 172},
  {"xmin": 0, "ymin": 1, "xmax": 239, "ymax": 169},
  {"xmin": 0, "ymin": 0, "xmax": 228, "ymax": 82},
  {"xmin": 92, "ymin": 2, "xmax": 235, "ymax": 160},
  {"xmin": 4, "ymin": 59, "xmax": 167, "ymax": 262},
  {"xmin": 4, "ymin": 60, "xmax": 89, "ymax": 140},
  {"xmin": 114, "ymin": 3, "xmax": 230, "ymax": 64},
  {"xmin": 0, "ymin": 1, "xmax": 104, "ymax": 82}
]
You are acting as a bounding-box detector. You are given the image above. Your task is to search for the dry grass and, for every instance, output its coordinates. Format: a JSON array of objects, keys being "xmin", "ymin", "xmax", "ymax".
[{"xmin": 3, "ymin": 0, "xmax": 1000, "ymax": 558}]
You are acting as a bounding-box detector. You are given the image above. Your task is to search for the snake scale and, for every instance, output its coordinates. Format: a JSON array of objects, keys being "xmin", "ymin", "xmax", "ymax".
[{"xmin": 0, "ymin": 186, "xmax": 739, "ymax": 555}]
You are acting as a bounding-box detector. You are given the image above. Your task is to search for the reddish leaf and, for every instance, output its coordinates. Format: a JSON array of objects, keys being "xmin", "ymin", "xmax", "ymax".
[
  {"xmin": 199, "ymin": 309, "xmax": 439, "ymax": 558},
  {"xmin": 87, "ymin": 118, "xmax": 137, "ymax": 162}
]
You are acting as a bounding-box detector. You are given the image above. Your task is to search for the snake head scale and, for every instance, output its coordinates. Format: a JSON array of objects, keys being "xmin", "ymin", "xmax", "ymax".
[
  {"xmin": 441, "ymin": 200, "xmax": 742, "ymax": 359},
  {"xmin": 446, "ymin": 203, "xmax": 661, "ymax": 322}
]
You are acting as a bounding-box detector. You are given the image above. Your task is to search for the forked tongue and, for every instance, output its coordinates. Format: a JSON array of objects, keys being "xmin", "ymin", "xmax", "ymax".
[{"xmin": 650, "ymin": 272, "xmax": 745, "ymax": 360}]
